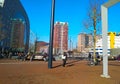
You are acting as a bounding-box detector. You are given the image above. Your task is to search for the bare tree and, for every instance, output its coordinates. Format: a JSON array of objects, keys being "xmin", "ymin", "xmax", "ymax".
[{"xmin": 83, "ymin": 0, "xmax": 104, "ymax": 64}]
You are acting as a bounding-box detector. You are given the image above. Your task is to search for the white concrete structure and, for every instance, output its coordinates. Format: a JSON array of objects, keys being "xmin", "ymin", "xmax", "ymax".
[
  {"xmin": 114, "ymin": 36, "xmax": 120, "ymax": 48},
  {"xmin": 92, "ymin": 35, "xmax": 120, "ymax": 56},
  {"xmin": 101, "ymin": 0, "xmax": 120, "ymax": 78}
]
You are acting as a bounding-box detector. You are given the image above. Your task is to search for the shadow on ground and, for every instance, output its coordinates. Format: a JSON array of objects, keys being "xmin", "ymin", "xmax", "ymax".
[
  {"xmin": 109, "ymin": 62, "xmax": 120, "ymax": 66},
  {"xmin": 52, "ymin": 60, "xmax": 80, "ymax": 68}
]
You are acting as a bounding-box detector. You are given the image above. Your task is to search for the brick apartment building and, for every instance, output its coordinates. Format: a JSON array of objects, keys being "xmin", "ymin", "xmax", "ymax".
[
  {"xmin": 53, "ymin": 22, "xmax": 68, "ymax": 54},
  {"xmin": 36, "ymin": 41, "xmax": 49, "ymax": 53}
]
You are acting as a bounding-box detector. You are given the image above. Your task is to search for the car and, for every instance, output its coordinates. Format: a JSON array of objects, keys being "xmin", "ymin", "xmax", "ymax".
[
  {"xmin": 26, "ymin": 53, "xmax": 44, "ymax": 61},
  {"xmin": 33, "ymin": 54, "xmax": 44, "ymax": 60},
  {"xmin": 34, "ymin": 55, "xmax": 44, "ymax": 60}
]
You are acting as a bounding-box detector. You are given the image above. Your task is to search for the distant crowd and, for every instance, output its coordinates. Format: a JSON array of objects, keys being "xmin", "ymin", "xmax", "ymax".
[{"xmin": 0, "ymin": 49, "xmax": 50, "ymax": 62}]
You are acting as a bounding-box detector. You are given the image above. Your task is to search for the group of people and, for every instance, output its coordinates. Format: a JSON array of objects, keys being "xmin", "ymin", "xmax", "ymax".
[
  {"xmin": 0, "ymin": 51, "xmax": 34, "ymax": 61},
  {"xmin": 88, "ymin": 52, "xmax": 101, "ymax": 65},
  {"xmin": 0, "ymin": 51, "xmax": 12, "ymax": 59},
  {"xmin": 17, "ymin": 52, "xmax": 35, "ymax": 61}
]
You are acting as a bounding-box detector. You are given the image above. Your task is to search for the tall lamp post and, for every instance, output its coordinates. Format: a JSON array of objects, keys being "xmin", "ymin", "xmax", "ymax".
[{"xmin": 48, "ymin": 0, "xmax": 55, "ymax": 69}]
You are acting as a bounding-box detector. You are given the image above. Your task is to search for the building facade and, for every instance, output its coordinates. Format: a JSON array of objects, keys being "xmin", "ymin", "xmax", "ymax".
[
  {"xmin": 10, "ymin": 19, "xmax": 25, "ymax": 49},
  {"xmin": 90, "ymin": 32, "xmax": 120, "ymax": 56},
  {"xmin": 36, "ymin": 41, "xmax": 49, "ymax": 54},
  {"xmin": 0, "ymin": 0, "xmax": 30, "ymax": 52},
  {"xmin": 77, "ymin": 33, "xmax": 93, "ymax": 52},
  {"xmin": 53, "ymin": 22, "xmax": 68, "ymax": 54}
]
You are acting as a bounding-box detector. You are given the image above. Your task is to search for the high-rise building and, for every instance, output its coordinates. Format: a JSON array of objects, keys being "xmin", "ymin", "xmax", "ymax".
[
  {"xmin": 77, "ymin": 33, "xmax": 95, "ymax": 52},
  {"xmin": 10, "ymin": 19, "xmax": 25, "ymax": 49},
  {"xmin": 53, "ymin": 22, "xmax": 68, "ymax": 54},
  {"xmin": 0, "ymin": 0, "xmax": 30, "ymax": 52},
  {"xmin": 77, "ymin": 33, "xmax": 102, "ymax": 52}
]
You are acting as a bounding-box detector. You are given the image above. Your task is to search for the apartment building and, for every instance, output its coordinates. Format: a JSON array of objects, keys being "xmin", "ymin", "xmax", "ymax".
[{"xmin": 53, "ymin": 22, "xmax": 68, "ymax": 54}]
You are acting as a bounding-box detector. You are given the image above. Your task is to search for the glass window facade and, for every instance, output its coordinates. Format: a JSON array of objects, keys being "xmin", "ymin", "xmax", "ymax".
[{"xmin": 0, "ymin": 0, "xmax": 30, "ymax": 52}]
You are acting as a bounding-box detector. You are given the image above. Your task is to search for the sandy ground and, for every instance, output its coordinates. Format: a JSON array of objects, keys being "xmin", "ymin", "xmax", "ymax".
[{"xmin": 0, "ymin": 59, "xmax": 120, "ymax": 84}]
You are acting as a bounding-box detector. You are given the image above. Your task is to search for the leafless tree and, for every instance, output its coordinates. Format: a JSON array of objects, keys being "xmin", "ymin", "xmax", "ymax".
[{"xmin": 83, "ymin": 0, "xmax": 104, "ymax": 63}]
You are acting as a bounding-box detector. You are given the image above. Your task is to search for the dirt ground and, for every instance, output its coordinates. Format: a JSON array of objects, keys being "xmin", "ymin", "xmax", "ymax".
[{"xmin": 0, "ymin": 59, "xmax": 120, "ymax": 84}]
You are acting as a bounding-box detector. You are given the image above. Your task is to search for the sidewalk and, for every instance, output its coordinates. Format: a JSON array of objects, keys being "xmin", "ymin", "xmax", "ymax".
[{"xmin": 0, "ymin": 59, "xmax": 120, "ymax": 84}]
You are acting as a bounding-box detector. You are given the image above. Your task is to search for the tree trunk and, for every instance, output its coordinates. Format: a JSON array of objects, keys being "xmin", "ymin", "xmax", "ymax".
[
  {"xmin": 93, "ymin": 29, "xmax": 96, "ymax": 63},
  {"xmin": 93, "ymin": 12, "xmax": 97, "ymax": 64}
]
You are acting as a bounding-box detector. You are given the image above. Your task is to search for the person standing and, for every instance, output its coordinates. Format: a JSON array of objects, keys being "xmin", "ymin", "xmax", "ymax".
[
  {"xmin": 62, "ymin": 52, "xmax": 67, "ymax": 67},
  {"xmin": 88, "ymin": 52, "xmax": 92, "ymax": 65},
  {"xmin": 117, "ymin": 54, "xmax": 120, "ymax": 62},
  {"xmin": 30, "ymin": 52, "xmax": 34, "ymax": 62},
  {"xmin": 88, "ymin": 53, "xmax": 91, "ymax": 61}
]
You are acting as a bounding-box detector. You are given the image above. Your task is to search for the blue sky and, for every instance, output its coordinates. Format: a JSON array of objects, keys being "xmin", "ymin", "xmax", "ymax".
[
  {"xmin": 20, "ymin": 0, "xmax": 120, "ymax": 46},
  {"xmin": 108, "ymin": 2, "xmax": 120, "ymax": 32}
]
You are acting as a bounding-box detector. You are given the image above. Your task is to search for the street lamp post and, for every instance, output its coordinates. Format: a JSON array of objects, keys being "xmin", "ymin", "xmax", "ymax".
[{"xmin": 48, "ymin": 0, "xmax": 55, "ymax": 69}]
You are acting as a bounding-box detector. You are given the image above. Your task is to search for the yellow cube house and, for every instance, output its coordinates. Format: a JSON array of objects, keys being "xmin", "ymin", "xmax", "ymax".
[{"xmin": 108, "ymin": 32, "xmax": 116, "ymax": 49}]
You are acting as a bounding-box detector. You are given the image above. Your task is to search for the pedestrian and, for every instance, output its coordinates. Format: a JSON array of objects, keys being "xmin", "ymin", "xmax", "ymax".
[
  {"xmin": 8, "ymin": 52, "xmax": 12, "ymax": 59},
  {"xmin": 88, "ymin": 53, "xmax": 91, "ymax": 61},
  {"xmin": 17, "ymin": 52, "xmax": 21, "ymax": 61},
  {"xmin": 21, "ymin": 52, "xmax": 25, "ymax": 61},
  {"xmin": 96, "ymin": 53, "xmax": 101, "ymax": 65},
  {"xmin": 117, "ymin": 54, "xmax": 120, "ymax": 62},
  {"xmin": 88, "ymin": 52, "xmax": 92, "ymax": 65},
  {"xmin": 30, "ymin": 52, "xmax": 34, "ymax": 62},
  {"xmin": 62, "ymin": 52, "xmax": 68, "ymax": 67}
]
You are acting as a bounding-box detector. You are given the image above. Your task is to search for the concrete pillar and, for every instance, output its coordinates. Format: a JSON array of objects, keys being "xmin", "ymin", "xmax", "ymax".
[
  {"xmin": 101, "ymin": 0, "xmax": 120, "ymax": 78},
  {"xmin": 101, "ymin": 5, "xmax": 110, "ymax": 78}
]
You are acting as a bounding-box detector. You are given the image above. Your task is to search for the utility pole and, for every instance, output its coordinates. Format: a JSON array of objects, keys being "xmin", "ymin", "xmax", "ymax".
[{"xmin": 48, "ymin": 0, "xmax": 55, "ymax": 69}]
